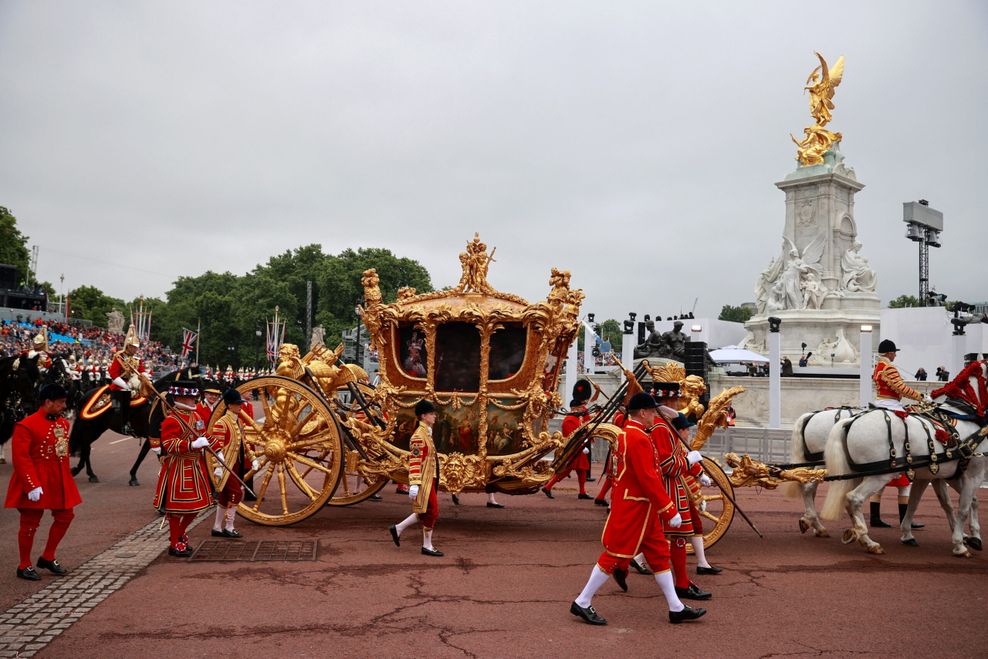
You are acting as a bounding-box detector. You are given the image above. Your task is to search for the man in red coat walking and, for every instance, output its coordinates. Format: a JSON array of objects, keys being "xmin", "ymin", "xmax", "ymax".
[
  {"xmin": 569, "ymin": 393, "xmax": 706, "ymax": 625},
  {"xmin": 5, "ymin": 384, "xmax": 82, "ymax": 580},
  {"xmin": 542, "ymin": 380, "xmax": 596, "ymax": 500}
]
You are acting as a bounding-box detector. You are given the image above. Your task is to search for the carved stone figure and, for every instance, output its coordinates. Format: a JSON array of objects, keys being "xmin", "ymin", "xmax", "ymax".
[
  {"xmin": 661, "ymin": 321, "xmax": 688, "ymax": 362},
  {"xmin": 840, "ymin": 242, "xmax": 877, "ymax": 292},
  {"xmin": 310, "ymin": 325, "xmax": 326, "ymax": 348},
  {"xmin": 106, "ymin": 309, "xmax": 125, "ymax": 335},
  {"xmin": 633, "ymin": 320, "xmax": 662, "ymax": 358}
]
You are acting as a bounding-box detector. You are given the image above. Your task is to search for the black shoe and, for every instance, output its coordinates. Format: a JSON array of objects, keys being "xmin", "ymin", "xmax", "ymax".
[
  {"xmin": 594, "ymin": 498, "xmax": 608, "ymax": 507},
  {"xmin": 577, "ymin": 493, "xmax": 593, "ymax": 500},
  {"xmin": 613, "ymin": 568, "xmax": 628, "ymax": 592},
  {"xmin": 669, "ymin": 604, "xmax": 706, "ymax": 624},
  {"xmin": 570, "ymin": 601, "xmax": 607, "ymax": 626},
  {"xmin": 370, "ymin": 494, "xmax": 383, "ymax": 501},
  {"xmin": 541, "ymin": 487, "xmax": 554, "ymax": 499},
  {"xmin": 697, "ymin": 565, "xmax": 723, "ymax": 575},
  {"xmin": 452, "ymin": 495, "xmax": 461, "ymax": 506},
  {"xmin": 16, "ymin": 566, "xmax": 41, "ymax": 581},
  {"xmin": 486, "ymin": 502, "xmax": 505, "ymax": 508},
  {"xmin": 586, "ymin": 477, "xmax": 596, "ymax": 482},
  {"xmin": 389, "ymin": 524, "xmax": 400, "ymax": 547},
  {"xmin": 910, "ymin": 521, "xmax": 925, "ymax": 529},
  {"xmin": 421, "ymin": 547, "xmax": 444, "ymax": 557},
  {"xmin": 37, "ymin": 557, "xmax": 67, "ymax": 575},
  {"xmin": 168, "ymin": 545, "xmax": 193, "ymax": 558},
  {"xmin": 629, "ymin": 558, "xmax": 652, "ymax": 575},
  {"xmin": 211, "ymin": 529, "xmax": 226, "ymax": 537},
  {"xmin": 675, "ymin": 583, "xmax": 712, "ymax": 601},
  {"xmin": 870, "ymin": 518, "xmax": 892, "ymax": 528},
  {"xmin": 128, "ymin": 477, "xmax": 140, "ymax": 486},
  {"xmin": 222, "ymin": 529, "xmax": 242, "ymax": 538}
]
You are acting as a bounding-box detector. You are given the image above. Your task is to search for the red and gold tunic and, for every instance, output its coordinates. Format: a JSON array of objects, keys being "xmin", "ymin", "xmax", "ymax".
[
  {"xmin": 600, "ymin": 419, "xmax": 677, "ymax": 559},
  {"xmin": 559, "ymin": 405, "xmax": 591, "ymax": 473},
  {"xmin": 108, "ymin": 350, "xmax": 144, "ymax": 391},
  {"xmin": 408, "ymin": 422, "xmax": 438, "ymax": 515},
  {"xmin": 873, "ymin": 357, "xmax": 922, "ymax": 402},
  {"xmin": 4, "ymin": 410, "xmax": 82, "ymax": 510},
  {"xmin": 152, "ymin": 408, "xmax": 218, "ymax": 514},
  {"xmin": 652, "ymin": 416, "xmax": 703, "ymax": 537}
]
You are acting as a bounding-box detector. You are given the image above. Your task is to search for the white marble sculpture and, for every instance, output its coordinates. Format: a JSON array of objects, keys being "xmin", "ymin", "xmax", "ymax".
[
  {"xmin": 106, "ymin": 309, "xmax": 125, "ymax": 335},
  {"xmin": 840, "ymin": 241, "xmax": 877, "ymax": 293}
]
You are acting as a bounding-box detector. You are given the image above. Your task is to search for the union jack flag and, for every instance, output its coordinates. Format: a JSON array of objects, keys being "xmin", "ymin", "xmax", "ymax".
[{"xmin": 181, "ymin": 328, "xmax": 198, "ymax": 360}]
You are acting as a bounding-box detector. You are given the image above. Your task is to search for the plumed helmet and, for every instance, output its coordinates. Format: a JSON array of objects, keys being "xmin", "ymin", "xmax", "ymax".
[
  {"xmin": 125, "ymin": 325, "xmax": 140, "ymax": 348},
  {"xmin": 572, "ymin": 379, "xmax": 593, "ymax": 403},
  {"xmin": 877, "ymin": 339, "xmax": 898, "ymax": 354},
  {"xmin": 38, "ymin": 383, "xmax": 68, "ymax": 401},
  {"xmin": 414, "ymin": 399, "xmax": 436, "ymax": 417},
  {"xmin": 32, "ymin": 333, "xmax": 47, "ymax": 347},
  {"xmin": 627, "ymin": 392, "xmax": 658, "ymax": 411},
  {"xmin": 222, "ymin": 388, "xmax": 245, "ymax": 406}
]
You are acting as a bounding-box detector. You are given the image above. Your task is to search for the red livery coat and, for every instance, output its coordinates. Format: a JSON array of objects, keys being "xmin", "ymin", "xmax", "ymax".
[
  {"xmin": 600, "ymin": 419, "xmax": 677, "ymax": 559},
  {"xmin": 152, "ymin": 408, "xmax": 219, "ymax": 514},
  {"xmin": 4, "ymin": 410, "xmax": 82, "ymax": 510},
  {"xmin": 559, "ymin": 405, "xmax": 591, "ymax": 473},
  {"xmin": 651, "ymin": 417, "xmax": 703, "ymax": 537}
]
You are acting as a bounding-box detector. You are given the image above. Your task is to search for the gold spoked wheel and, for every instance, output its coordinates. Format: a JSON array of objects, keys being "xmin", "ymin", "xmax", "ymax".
[
  {"xmin": 326, "ymin": 382, "xmax": 389, "ymax": 506},
  {"xmin": 227, "ymin": 376, "xmax": 344, "ymax": 526},
  {"xmin": 688, "ymin": 457, "xmax": 735, "ymax": 553}
]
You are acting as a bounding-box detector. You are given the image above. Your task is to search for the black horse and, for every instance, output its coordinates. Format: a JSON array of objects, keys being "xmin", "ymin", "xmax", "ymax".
[
  {"xmin": 0, "ymin": 352, "xmax": 77, "ymax": 461},
  {"xmin": 69, "ymin": 366, "xmax": 201, "ymax": 484}
]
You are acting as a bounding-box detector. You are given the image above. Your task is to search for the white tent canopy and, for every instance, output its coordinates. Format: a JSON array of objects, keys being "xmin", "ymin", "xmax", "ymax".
[{"xmin": 708, "ymin": 345, "xmax": 770, "ymax": 363}]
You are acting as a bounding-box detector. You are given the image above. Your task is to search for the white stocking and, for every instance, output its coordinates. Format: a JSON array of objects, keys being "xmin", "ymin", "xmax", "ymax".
[
  {"xmin": 692, "ymin": 535, "xmax": 710, "ymax": 569},
  {"xmin": 575, "ymin": 565, "xmax": 611, "ymax": 608},
  {"xmin": 395, "ymin": 513, "xmax": 418, "ymax": 536},
  {"xmin": 213, "ymin": 506, "xmax": 226, "ymax": 531},
  {"xmin": 224, "ymin": 506, "xmax": 237, "ymax": 531},
  {"xmin": 655, "ymin": 569, "xmax": 684, "ymax": 612},
  {"xmin": 422, "ymin": 527, "xmax": 434, "ymax": 550},
  {"xmin": 633, "ymin": 552, "xmax": 646, "ymax": 566},
  {"xmin": 487, "ymin": 492, "xmax": 498, "ymax": 504}
]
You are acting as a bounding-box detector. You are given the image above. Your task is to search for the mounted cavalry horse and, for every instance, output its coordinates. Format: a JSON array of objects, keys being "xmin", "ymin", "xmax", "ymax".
[
  {"xmin": 820, "ymin": 358, "xmax": 988, "ymax": 556},
  {"xmin": 68, "ymin": 366, "xmax": 201, "ymax": 484},
  {"xmin": 0, "ymin": 352, "xmax": 77, "ymax": 463}
]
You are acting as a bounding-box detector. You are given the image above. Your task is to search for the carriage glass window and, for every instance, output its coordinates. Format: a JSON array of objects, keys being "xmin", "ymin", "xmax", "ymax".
[
  {"xmin": 434, "ymin": 322, "xmax": 480, "ymax": 392},
  {"xmin": 488, "ymin": 324, "xmax": 527, "ymax": 381},
  {"xmin": 397, "ymin": 324, "xmax": 428, "ymax": 380}
]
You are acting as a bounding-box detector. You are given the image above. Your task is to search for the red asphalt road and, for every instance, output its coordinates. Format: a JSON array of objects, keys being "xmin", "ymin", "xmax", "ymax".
[{"xmin": 2, "ymin": 436, "xmax": 987, "ymax": 658}]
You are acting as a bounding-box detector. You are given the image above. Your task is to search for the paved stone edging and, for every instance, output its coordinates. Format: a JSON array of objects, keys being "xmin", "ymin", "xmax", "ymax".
[{"xmin": 0, "ymin": 511, "xmax": 208, "ymax": 658}]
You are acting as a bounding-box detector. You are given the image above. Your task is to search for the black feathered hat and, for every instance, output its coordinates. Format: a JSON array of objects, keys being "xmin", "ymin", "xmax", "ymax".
[
  {"xmin": 572, "ymin": 379, "xmax": 593, "ymax": 403},
  {"xmin": 223, "ymin": 388, "xmax": 245, "ymax": 406},
  {"xmin": 414, "ymin": 399, "xmax": 436, "ymax": 417},
  {"xmin": 877, "ymin": 339, "xmax": 899, "ymax": 353},
  {"xmin": 38, "ymin": 383, "xmax": 68, "ymax": 401},
  {"xmin": 627, "ymin": 392, "xmax": 658, "ymax": 411}
]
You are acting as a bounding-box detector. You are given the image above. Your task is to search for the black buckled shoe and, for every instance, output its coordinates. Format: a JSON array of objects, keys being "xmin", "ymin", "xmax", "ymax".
[
  {"xmin": 577, "ymin": 493, "xmax": 593, "ymax": 500},
  {"xmin": 570, "ymin": 601, "xmax": 607, "ymax": 626},
  {"xmin": 541, "ymin": 487, "xmax": 554, "ymax": 499},
  {"xmin": 697, "ymin": 565, "xmax": 722, "ymax": 575},
  {"xmin": 669, "ymin": 604, "xmax": 706, "ymax": 624},
  {"xmin": 613, "ymin": 568, "xmax": 628, "ymax": 592},
  {"xmin": 486, "ymin": 502, "xmax": 505, "ymax": 508},
  {"xmin": 16, "ymin": 566, "xmax": 41, "ymax": 581},
  {"xmin": 629, "ymin": 558, "xmax": 652, "ymax": 575},
  {"xmin": 223, "ymin": 529, "xmax": 242, "ymax": 539},
  {"xmin": 421, "ymin": 547, "xmax": 444, "ymax": 557},
  {"xmin": 594, "ymin": 498, "xmax": 608, "ymax": 507},
  {"xmin": 389, "ymin": 524, "xmax": 401, "ymax": 547},
  {"xmin": 37, "ymin": 557, "xmax": 67, "ymax": 575},
  {"xmin": 211, "ymin": 529, "xmax": 226, "ymax": 537},
  {"xmin": 675, "ymin": 583, "xmax": 712, "ymax": 600},
  {"xmin": 168, "ymin": 543, "xmax": 193, "ymax": 558}
]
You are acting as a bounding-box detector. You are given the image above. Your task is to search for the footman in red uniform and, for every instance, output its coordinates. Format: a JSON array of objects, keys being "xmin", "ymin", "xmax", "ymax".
[
  {"xmin": 5, "ymin": 384, "xmax": 82, "ymax": 580},
  {"xmin": 388, "ymin": 399, "xmax": 444, "ymax": 557}
]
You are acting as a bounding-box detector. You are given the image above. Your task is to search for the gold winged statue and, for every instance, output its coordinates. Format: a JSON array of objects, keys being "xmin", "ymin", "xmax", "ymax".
[{"xmin": 792, "ymin": 52, "xmax": 845, "ymax": 166}]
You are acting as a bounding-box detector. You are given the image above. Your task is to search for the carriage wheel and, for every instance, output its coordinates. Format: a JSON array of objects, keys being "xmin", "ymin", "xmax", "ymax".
[
  {"xmin": 324, "ymin": 382, "xmax": 389, "ymax": 506},
  {"xmin": 687, "ymin": 457, "xmax": 736, "ymax": 553},
  {"xmin": 224, "ymin": 376, "xmax": 344, "ymax": 526}
]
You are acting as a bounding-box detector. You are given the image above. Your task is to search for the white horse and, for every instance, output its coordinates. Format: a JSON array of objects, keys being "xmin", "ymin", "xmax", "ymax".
[
  {"xmin": 782, "ymin": 407, "xmax": 859, "ymax": 537},
  {"xmin": 821, "ymin": 362, "xmax": 987, "ymax": 557}
]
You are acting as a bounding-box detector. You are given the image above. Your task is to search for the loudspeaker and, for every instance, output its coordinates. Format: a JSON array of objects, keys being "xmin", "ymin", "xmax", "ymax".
[
  {"xmin": 0, "ymin": 264, "xmax": 17, "ymax": 290},
  {"xmin": 684, "ymin": 341, "xmax": 709, "ymax": 408}
]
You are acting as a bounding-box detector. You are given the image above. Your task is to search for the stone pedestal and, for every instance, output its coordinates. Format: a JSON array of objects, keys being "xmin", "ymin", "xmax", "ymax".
[{"xmin": 743, "ymin": 147, "xmax": 880, "ymax": 365}]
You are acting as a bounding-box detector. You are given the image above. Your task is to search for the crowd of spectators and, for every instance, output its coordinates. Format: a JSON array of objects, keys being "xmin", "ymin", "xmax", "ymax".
[{"xmin": 1, "ymin": 317, "xmax": 179, "ymax": 379}]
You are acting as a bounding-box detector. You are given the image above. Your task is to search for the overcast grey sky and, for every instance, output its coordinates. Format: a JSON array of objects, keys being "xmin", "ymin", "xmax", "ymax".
[{"xmin": 1, "ymin": 1, "xmax": 985, "ymax": 322}]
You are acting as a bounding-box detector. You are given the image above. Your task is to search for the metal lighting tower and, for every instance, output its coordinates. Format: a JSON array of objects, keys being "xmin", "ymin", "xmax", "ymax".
[{"xmin": 903, "ymin": 200, "xmax": 943, "ymax": 306}]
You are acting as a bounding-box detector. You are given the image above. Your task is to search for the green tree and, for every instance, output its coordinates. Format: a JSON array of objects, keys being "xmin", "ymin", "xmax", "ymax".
[
  {"xmin": 0, "ymin": 206, "xmax": 30, "ymax": 286},
  {"xmin": 888, "ymin": 294, "xmax": 922, "ymax": 308},
  {"xmin": 718, "ymin": 304, "xmax": 753, "ymax": 323},
  {"xmin": 68, "ymin": 285, "xmax": 125, "ymax": 327}
]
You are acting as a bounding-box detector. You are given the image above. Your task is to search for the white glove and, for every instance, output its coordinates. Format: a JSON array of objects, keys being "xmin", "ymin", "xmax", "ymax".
[
  {"xmin": 699, "ymin": 473, "xmax": 713, "ymax": 487},
  {"xmin": 252, "ymin": 459, "xmax": 260, "ymax": 472},
  {"xmin": 922, "ymin": 394, "xmax": 934, "ymax": 404},
  {"xmin": 408, "ymin": 485, "xmax": 419, "ymax": 499},
  {"xmin": 112, "ymin": 377, "xmax": 129, "ymax": 391},
  {"xmin": 27, "ymin": 487, "xmax": 43, "ymax": 502},
  {"xmin": 191, "ymin": 437, "xmax": 209, "ymax": 449},
  {"xmin": 151, "ymin": 446, "xmax": 161, "ymax": 456},
  {"xmin": 213, "ymin": 466, "xmax": 224, "ymax": 478},
  {"xmin": 686, "ymin": 450, "xmax": 703, "ymax": 466},
  {"xmin": 582, "ymin": 447, "xmax": 590, "ymax": 454},
  {"xmin": 668, "ymin": 513, "xmax": 683, "ymax": 529}
]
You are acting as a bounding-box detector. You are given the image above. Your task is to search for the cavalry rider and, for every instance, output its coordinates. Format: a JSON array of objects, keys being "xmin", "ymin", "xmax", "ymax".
[
  {"xmin": 870, "ymin": 339, "xmax": 928, "ymax": 529},
  {"xmin": 5, "ymin": 384, "xmax": 82, "ymax": 580},
  {"xmin": 22, "ymin": 331, "xmax": 52, "ymax": 372},
  {"xmin": 108, "ymin": 326, "xmax": 145, "ymax": 434},
  {"xmin": 569, "ymin": 392, "xmax": 705, "ymax": 626},
  {"xmin": 542, "ymin": 379, "xmax": 598, "ymax": 500},
  {"xmin": 152, "ymin": 380, "xmax": 220, "ymax": 557},
  {"xmin": 646, "ymin": 383, "xmax": 715, "ymax": 602},
  {"xmin": 388, "ymin": 399, "xmax": 445, "ymax": 557},
  {"xmin": 209, "ymin": 389, "xmax": 258, "ymax": 539}
]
